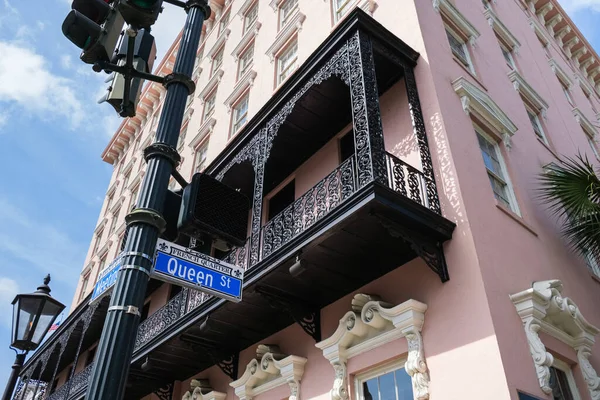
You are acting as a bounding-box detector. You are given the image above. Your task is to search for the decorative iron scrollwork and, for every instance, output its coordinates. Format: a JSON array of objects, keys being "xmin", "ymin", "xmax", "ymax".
[
  {"xmin": 255, "ymin": 286, "xmax": 322, "ymax": 342},
  {"xmin": 154, "ymin": 383, "xmax": 174, "ymax": 400}
]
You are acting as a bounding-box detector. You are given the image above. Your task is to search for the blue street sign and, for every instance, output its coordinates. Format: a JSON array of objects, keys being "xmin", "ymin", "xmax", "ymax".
[
  {"xmin": 90, "ymin": 255, "xmax": 122, "ymax": 304},
  {"xmin": 152, "ymin": 239, "xmax": 244, "ymax": 302}
]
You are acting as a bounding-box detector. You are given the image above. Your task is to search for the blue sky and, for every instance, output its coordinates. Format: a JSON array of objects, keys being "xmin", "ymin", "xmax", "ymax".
[{"xmin": 0, "ymin": 0, "xmax": 599, "ymax": 394}]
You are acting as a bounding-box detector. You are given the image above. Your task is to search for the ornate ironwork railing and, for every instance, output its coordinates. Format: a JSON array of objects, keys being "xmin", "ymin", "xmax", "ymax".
[
  {"xmin": 385, "ymin": 152, "xmax": 437, "ymax": 211},
  {"xmin": 135, "ymin": 290, "xmax": 187, "ymax": 350},
  {"xmin": 46, "ymin": 364, "xmax": 92, "ymax": 400},
  {"xmin": 261, "ymin": 156, "xmax": 357, "ymax": 259},
  {"xmin": 13, "ymin": 380, "xmax": 47, "ymax": 400},
  {"xmin": 223, "ymin": 240, "xmax": 249, "ymax": 270}
]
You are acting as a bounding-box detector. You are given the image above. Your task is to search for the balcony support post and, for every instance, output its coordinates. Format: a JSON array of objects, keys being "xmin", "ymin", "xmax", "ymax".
[
  {"xmin": 348, "ymin": 30, "xmax": 388, "ymax": 188},
  {"xmin": 250, "ymin": 130, "xmax": 267, "ymax": 266}
]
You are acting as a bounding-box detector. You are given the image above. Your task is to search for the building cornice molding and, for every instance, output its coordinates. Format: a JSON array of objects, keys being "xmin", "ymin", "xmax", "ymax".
[
  {"xmin": 230, "ymin": 345, "xmax": 307, "ymax": 400},
  {"xmin": 508, "ymin": 70, "xmax": 549, "ymax": 117},
  {"xmin": 237, "ymin": 0, "xmax": 257, "ymax": 18},
  {"xmin": 315, "ymin": 294, "xmax": 430, "ymax": 400},
  {"xmin": 452, "ymin": 77, "xmax": 518, "ymax": 142},
  {"xmin": 484, "ymin": 8, "xmax": 521, "ymax": 52},
  {"xmin": 433, "ymin": 0, "xmax": 480, "ymax": 47},
  {"xmin": 573, "ymin": 107, "xmax": 598, "ymax": 137},
  {"xmin": 549, "ymin": 58, "xmax": 573, "ymax": 88},
  {"xmin": 265, "ymin": 12, "xmax": 306, "ymax": 62},
  {"xmin": 190, "ymin": 118, "xmax": 216, "ymax": 150},
  {"xmin": 207, "ymin": 29, "xmax": 231, "ymax": 60},
  {"xmin": 510, "ymin": 280, "xmax": 600, "ymax": 398},
  {"xmin": 528, "ymin": 16, "xmax": 550, "ymax": 47},
  {"xmin": 198, "ymin": 70, "xmax": 224, "ymax": 101},
  {"xmin": 94, "ymin": 218, "xmax": 108, "ymax": 234},
  {"xmin": 232, "ymin": 22, "xmax": 261, "ymax": 61},
  {"xmin": 224, "ymin": 70, "xmax": 257, "ymax": 112}
]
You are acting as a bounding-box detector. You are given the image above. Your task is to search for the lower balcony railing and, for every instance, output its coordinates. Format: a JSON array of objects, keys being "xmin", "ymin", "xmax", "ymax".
[
  {"xmin": 46, "ymin": 363, "xmax": 93, "ymax": 400},
  {"xmin": 134, "ymin": 152, "xmax": 439, "ymax": 352}
]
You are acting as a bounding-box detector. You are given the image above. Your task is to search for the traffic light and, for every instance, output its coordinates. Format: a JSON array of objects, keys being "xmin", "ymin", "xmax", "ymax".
[
  {"xmin": 62, "ymin": 0, "xmax": 124, "ymax": 64},
  {"xmin": 98, "ymin": 29, "xmax": 156, "ymax": 116},
  {"xmin": 178, "ymin": 173, "xmax": 250, "ymax": 247},
  {"xmin": 118, "ymin": 0, "xmax": 163, "ymax": 29}
]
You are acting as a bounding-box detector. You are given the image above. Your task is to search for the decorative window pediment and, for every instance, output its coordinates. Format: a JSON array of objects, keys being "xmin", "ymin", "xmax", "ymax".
[
  {"xmin": 265, "ymin": 12, "xmax": 305, "ymax": 62},
  {"xmin": 573, "ymin": 107, "xmax": 598, "ymax": 137},
  {"xmin": 508, "ymin": 70, "xmax": 549, "ymax": 118},
  {"xmin": 198, "ymin": 70, "xmax": 224, "ymax": 101},
  {"xmin": 452, "ymin": 77, "xmax": 517, "ymax": 142},
  {"xmin": 528, "ymin": 17, "xmax": 550, "ymax": 47},
  {"xmin": 190, "ymin": 118, "xmax": 216, "ymax": 150},
  {"xmin": 315, "ymin": 294, "xmax": 430, "ymax": 400},
  {"xmin": 484, "ymin": 8, "xmax": 520, "ymax": 52},
  {"xmin": 549, "ymin": 58, "xmax": 573, "ymax": 88},
  {"xmin": 207, "ymin": 29, "xmax": 231, "ymax": 61},
  {"xmin": 237, "ymin": 0, "xmax": 256, "ymax": 17},
  {"xmin": 181, "ymin": 379, "xmax": 226, "ymax": 400},
  {"xmin": 230, "ymin": 344, "xmax": 307, "ymax": 400},
  {"xmin": 224, "ymin": 70, "xmax": 257, "ymax": 112},
  {"xmin": 94, "ymin": 218, "xmax": 108, "ymax": 234},
  {"xmin": 232, "ymin": 22, "xmax": 261, "ymax": 61},
  {"xmin": 510, "ymin": 280, "xmax": 600, "ymax": 398},
  {"xmin": 433, "ymin": 0, "xmax": 480, "ymax": 47}
]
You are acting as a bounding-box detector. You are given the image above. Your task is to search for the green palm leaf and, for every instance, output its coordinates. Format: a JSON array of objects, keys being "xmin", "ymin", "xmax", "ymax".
[{"xmin": 538, "ymin": 154, "xmax": 600, "ymax": 260}]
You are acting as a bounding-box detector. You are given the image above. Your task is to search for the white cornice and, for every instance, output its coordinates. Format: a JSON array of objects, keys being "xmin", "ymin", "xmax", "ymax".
[
  {"xmin": 433, "ymin": 0, "xmax": 480, "ymax": 46},
  {"xmin": 573, "ymin": 107, "xmax": 598, "ymax": 137},
  {"xmin": 94, "ymin": 218, "xmax": 108, "ymax": 234},
  {"xmin": 549, "ymin": 58, "xmax": 573, "ymax": 88},
  {"xmin": 508, "ymin": 70, "xmax": 549, "ymax": 117},
  {"xmin": 224, "ymin": 70, "xmax": 256, "ymax": 111},
  {"xmin": 316, "ymin": 294, "xmax": 430, "ymax": 400},
  {"xmin": 190, "ymin": 118, "xmax": 216, "ymax": 149},
  {"xmin": 128, "ymin": 168, "xmax": 146, "ymax": 191},
  {"xmin": 452, "ymin": 77, "xmax": 518, "ymax": 138},
  {"xmin": 198, "ymin": 69, "xmax": 224, "ymax": 100},
  {"xmin": 575, "ymin": 74, "xmax": 595, "ymax": 98},
  {"xmin": 206, "ymin": 29, "xmax": 231, "ymax": 60},
  {"xmin": 106, "ymin": 179, "xmax": 119, "ymax": 198},
  {"xmin": 109, "ymin": 195, "xmax": 125, "ymax": 215},
  {"xmin": 232, "ymin": 22, "xmax": 261, "ymax": 60},
  {"xmin": 510, "ymin": 280, "xmax": 600, "ymax": 398},
  {"xmin": 265, "ymin": 12, "xmax": 305, "ymax": 62},
  {"xmin": 237, "ymin": 0, "xmax": 257, "ymax": 18},
  {"xmin": 230, "ymin": 345, "xmax": 307, "ymax": 400},
  {"xmin": 528, "ymin": 16, "xmax": 549, "ymax": 47},
  {"xmin": 484, "ymin": 8, "xmax": 521, "ymax": 52}
]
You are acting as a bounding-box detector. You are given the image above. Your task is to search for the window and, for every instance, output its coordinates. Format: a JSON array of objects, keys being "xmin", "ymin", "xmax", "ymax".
[
  {"xmin": 231, "ymin": 94, "xmax": 249, "ymax": 136},
  {"xmin": 339, "ymin": 130, "xmax": 355, "ymax": 162},
  {"xmin": 130, "ymin": 186, "xmax": 139, "ymax": 210},
  {"xmin": 194, "ymin": 142, "xmax": 209, "ymax": 173},
  {"xmin": 527, "ymin": 110, "xmax": 547, "ymax": 143},
  {"xmin": 79, "ymin": 274, "xmax": 90, "ymax": 301},
  {"xmin": 587, "ymin": 135, "xmax": 599, "ymax": 159},
  {"xmin": 562, "ymin": 83, "xmax": 575, "ymax": 107},
  {"xmin": 355, "ymin": 361, "xmax": 413, "ymax": 400},
  {"xmin": 277, "ymin": 40, "xmax": 298, "ymax": 85},
  {"xmin": 549, "ymin": 359, "xmax": 581, "ymax": 400},
  {"xmin": 476, "ymin": 131, "xmax": 517, "ymax": 211},
  {"xmin": 279, "ymin": 0, "xmax": 298, "ymax": 29},
  {"xmin": 110, "ymin": 207, "xmax": 120, "ymax": 235},
  {"xmin": 122, "ymin": 173, "xmax": 130, "ymax": 192},
  {"xmin": 203, "ymin": 91, "xmax": 216, "ymax": 122},
  {"xmin": 92, "ymin": 229, "xmax": 103, "ymax": 255},
  {"xmin": 243, "ymin": 2, "xmax": 258, "ymax": 34},
  {"xmin": 268, "ymin": 180, "xmax": 295, "ymax": 220},
  {"xmin": 445, "ymin": 28, "xmax": 472, "ymax": 71},
  {"xmin": 334, "ymin": 0, "xmax": 357, "ymax": 22},
  {"xmin": 211, "ymin": 47, "xmax": 224, "ymax": 76},
  {"xmin": 177, "ymin": 126, "xmax": 187, "ymax": 152},
  {"xmin": 585, "ymin": 92, "xmax": 598, "ymax": 113},
  {"xmin": 219, "ymin": 11, "xmax": 230, "ymax": 36},
  {"xmin": 500, "ymin": 44, "xmax": 516, "ymax": 70},
  {"xmin": 238, "ymin": 43, "xmax": 254, "ymax": 79},
  {"xmin": 105, "ymin": 193, "xmax": 113, "ymax": 213}
]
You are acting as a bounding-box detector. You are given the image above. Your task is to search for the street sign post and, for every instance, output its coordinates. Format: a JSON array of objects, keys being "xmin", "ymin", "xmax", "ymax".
[
  {"xmin": 152, "ymin": 239, "xmax": 244, "ymax": 302},
  {"xmin": 90, "ymin": 256, "xmax": 122, "ymax": 304}
]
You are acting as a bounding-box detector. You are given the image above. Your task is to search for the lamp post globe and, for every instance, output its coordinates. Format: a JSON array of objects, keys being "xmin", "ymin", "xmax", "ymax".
[{"xmin": 2, "ymin": 275, "xmax": 65, "ymax": 400}]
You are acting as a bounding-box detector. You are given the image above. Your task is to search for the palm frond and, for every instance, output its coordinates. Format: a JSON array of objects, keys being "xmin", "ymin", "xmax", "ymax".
[{"xmin": 538, "ymin": 154, "xmax": 600, "ymax": 258}]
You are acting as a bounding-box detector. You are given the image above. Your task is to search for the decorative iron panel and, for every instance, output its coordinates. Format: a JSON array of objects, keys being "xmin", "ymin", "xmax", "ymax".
[{"xmin": 135, "ymin": 291, "xmax": 184, "ymax": 350}]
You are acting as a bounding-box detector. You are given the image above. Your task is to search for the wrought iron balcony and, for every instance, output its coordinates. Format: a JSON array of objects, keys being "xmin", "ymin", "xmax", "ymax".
[{"xmin": 46, "ymin": 363, "xmax": 93, "ymax": 400}]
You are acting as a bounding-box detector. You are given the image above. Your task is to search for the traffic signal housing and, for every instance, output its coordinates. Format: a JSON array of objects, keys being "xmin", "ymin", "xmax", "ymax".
[
  {"xmin": 62, "ymin": 0, "xmax": 124, "ymax": 64},
  {"xmin": 118, "ymin": 0, "xmax": 163, "ymax": 29},
  {"xmin": 178, "ymin": 173, "xmax": 250, "ymax": 248},
  {"xmin": 98, "ymin": 29, "xmax": 156, "ymax": 116}
]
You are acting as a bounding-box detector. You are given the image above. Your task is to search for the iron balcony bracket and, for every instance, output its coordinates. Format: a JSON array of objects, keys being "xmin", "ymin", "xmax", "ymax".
[
  {"xmin": 255, "ymin": 286, "xmax": 321, "ymax": 342},
  {"xmin": 180, "ymin": 335, "xmax": 239, "ymax": 381}
]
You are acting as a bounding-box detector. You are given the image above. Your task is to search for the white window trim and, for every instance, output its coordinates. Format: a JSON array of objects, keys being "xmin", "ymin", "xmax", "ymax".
[
  {"xmin": 206, "ymin": 29, "xmax": 231, "ymax": 61},
  {"xmin": 573, "ymin": 107, "xmax": 598, "ymax": 138},
  {"xmin": 230, "ymin": 345, "xmax": 307, "ymax": 399},
  {"xmin": 528, "ymin": 16, "xmax": 550, "ymax": 48},
  {"xmin": 265, "ymin": 12, "xmax": 305, "ymax": 62},
  {"xmin": 197, "ymin": 69, "xmax": 224, "ymax": 101},
  {"xmin": 433, "ymin": 0, "xmax": 480, "ymax": 47},
  {"xmin": 508, "ymin": 70, "xmax": 549, "ymax": 118},
  {"xmin": 189, "ymin": 118, "xmax": 216, "ymax": 150},
  {"xmin": 484, "ymin": 8, "xmax": 521, "ymax": 53},
  {"xmin": 315, "ymin": 294, "xmax": 431, "ymax": 400},
  {"xmin": 452, "ymin": 76, "xmax": 518, "ymax": 146},
  {"xmin": 237, "ymin": 0, "xmax": 257, "ymax": 18},
  {"xmin": 231, "ymin": 93, "xmax": 250, "ymax": 136},
  {"xmin": 510, "ymin": 280, "xmax": 600, "ymax": 399},
  {"xmin": 445, "ymin": 25, "xmax": 475, "ymax": 73},
  {"xmin": 527, "ymin": 107, "xmax": 549, "ymax": 144},
  {"xmin": 333, "ymin": 0, "xmax": 357, "ymax": 22},
  {"xmin": 277, "ymin": 40, "xmax": 298, "ymax": 86},
  {"xmin": 475, "ymin": 127, "xmax": 520, "ymax": 214},
  {"xmin": 225, "ymin": 70, "xmax": 256, "ymax": 112},
  {"xmin": 232, "ymin": 23, "xmax": 261, "ymax": 61},
  {"xmin": 354, "ymin": 359, "xmax": 411, "ymax": 400},
  {"xmin": 549, "ymin": 58, "xmax": 573, "ymax": 89}
]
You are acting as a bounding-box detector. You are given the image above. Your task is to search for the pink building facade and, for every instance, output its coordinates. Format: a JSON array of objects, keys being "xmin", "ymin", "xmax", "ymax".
[{"xmin": 14, "ymin": 0, "xmax": 600, "ymax": 399}]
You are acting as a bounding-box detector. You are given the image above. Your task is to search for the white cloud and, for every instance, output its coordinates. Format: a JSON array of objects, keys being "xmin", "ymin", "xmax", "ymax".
[
  {"xmin": 559, "ymin": 0, "xmax": 600, "ymax": 13},
  {"xmin": 0, "ymin": 277, "xmax": 19, "ymax": 327},
  {"xmin": 0, "ymin": 41, "xmax": 85, "ymax": 128},
  {"xmin": 0, "ymin": 111, "xmax": 8, "ymax": 130},
  {"xmin": 60, "ymin": 54, "xmax": 73, "ymax": 70}
]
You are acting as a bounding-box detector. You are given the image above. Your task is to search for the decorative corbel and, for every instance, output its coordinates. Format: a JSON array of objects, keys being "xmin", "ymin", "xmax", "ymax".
[
  {"xmin": 524, "ymin": 317, "xmax": 554, "ymax": 394},
  {"xmin": 503, "ymin": 132, "xmax": 513, "ymax": 150},
  {"xmin": 404, "ymin": 327, "xmax": 430, "ymax": 400},
  {"xmin": 575, "ymin": 346, "xmax": 600, "ymax": 399},
  {"xmin": 181, "ymin": 379, "xmax": 226, "ymax": 400},
  {"xmin": 460, "ymin": 95, "xmax": 471, "ymax": 114}
]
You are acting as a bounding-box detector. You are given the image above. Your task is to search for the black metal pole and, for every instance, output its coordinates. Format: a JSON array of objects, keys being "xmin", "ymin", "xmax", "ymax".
[
  {"xmin": 84, "ymin": 1, "xmax": 209, "ymax": 399},
  {"xmin": 2, "ymin": 353, "xmax": 26, "ymax": 400}
]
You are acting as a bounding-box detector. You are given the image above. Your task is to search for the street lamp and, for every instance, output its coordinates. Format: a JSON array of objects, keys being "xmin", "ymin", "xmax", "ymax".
[{"xmin": 2, "ymin": 275, "xmax": 65, "ymax": 400}]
